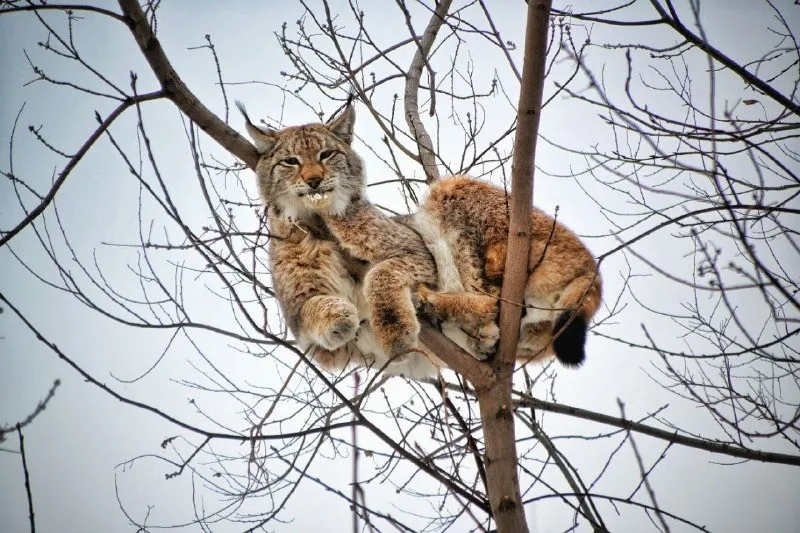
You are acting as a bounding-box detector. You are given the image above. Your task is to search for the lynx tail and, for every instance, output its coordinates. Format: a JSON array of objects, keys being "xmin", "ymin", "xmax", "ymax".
[{"xmin": 552, "ymin": 312, "xmax": 587, "ymax": 367}]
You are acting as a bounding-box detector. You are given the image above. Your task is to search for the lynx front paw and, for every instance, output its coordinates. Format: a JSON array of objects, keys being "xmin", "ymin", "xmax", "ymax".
[{"xmin": 303, "ymin": 296, "xmax": 360, "ymax": 351}]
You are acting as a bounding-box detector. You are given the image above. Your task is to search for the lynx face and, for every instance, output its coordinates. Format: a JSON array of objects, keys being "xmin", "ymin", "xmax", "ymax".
[{"xmin": 238, "ymin": 102, "xmax": 365, "ymax": 221}]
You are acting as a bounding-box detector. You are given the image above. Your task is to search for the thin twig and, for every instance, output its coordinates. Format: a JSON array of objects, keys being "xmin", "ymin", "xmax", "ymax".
[
  {"xmin": 0, "ymin": 380, "xmax": 60, "ymax": 442},
  {"xmin": 17, "ymin": 425, "xmax": 36, "ymax": 533},
  {"xmin": 0, "ymin": 91, "xmax": 163, "ymax": 247},
  {"xmin": 619, "ymin": 400, "xmax": 672, "ymax": 533}
]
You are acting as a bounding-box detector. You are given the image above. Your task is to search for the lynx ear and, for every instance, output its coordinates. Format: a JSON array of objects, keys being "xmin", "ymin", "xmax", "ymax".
[
  {"xmin": 326, "ymin": 104, "xmax": 355, "ymax": 145},
  {"xmin": 235, "ymin": 100, "xmax": 278, "ymax": 154}
]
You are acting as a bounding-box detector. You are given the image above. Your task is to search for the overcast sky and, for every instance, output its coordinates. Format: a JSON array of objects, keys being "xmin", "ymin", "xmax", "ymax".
[{"xmin": 1, "ymin": 1, "xmax": 799, "ymax": 532}]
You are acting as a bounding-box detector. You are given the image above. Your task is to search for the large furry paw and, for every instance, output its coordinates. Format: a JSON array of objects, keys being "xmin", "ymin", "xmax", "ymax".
[
  {"xmin": 469, "ymin": 321, "xmax": 500, "ymax": 359},
  {"xmin": 516, "ymin": 320, "xmax": 554, "ymax": 362},
  {"xmin": 304, "ymin": 297, "xmax": 360, "ymax": 351},
  {"xmin": 373, "ymin": 309, "xmax": 421, "ymax": 361}
]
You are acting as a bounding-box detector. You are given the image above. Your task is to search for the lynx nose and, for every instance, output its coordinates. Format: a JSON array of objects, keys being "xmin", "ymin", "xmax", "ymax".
[{"xmin": 306, "ymin": 176, "xmax": 323, "ymax": 190}]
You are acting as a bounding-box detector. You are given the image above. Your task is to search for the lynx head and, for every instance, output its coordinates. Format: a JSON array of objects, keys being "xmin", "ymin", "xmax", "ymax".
[{"xmin": 237, "ymin": 102, "xmax": 365, "ymax": 221}]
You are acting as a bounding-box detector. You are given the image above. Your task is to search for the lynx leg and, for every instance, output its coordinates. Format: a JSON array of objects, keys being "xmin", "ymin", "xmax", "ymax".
[
  {"xmin": 300, "ymin": 295, "xmax": 360, "ymax": 351},
  {"xmin": 478, "ymin": 239, "xmax": 564, "ymax": 363},
  {"xmin": 363, "ymin": 261, "xmax": 421, "ymax": 360},
  {"xmin": 417, "ymin": 285, "xmax": 500, "ymax": 357},
  {"xmin": 451, "ymin": 233, "xmax": 492, "ymax": 292},
  {"xmin": 484, "ymin": 241, "xmax": 507, "ymax": 281},
  {"xmin": 516, "ymin": 295, "xmax": 557, "ymax": 362}
]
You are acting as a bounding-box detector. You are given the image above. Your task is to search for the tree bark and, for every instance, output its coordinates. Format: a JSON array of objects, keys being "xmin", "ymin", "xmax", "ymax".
[{"xmin": 479, "ymin": 1, "xmax": 552, "ymax": 532}]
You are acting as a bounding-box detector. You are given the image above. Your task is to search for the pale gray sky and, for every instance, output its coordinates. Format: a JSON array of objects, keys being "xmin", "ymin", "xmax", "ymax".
[{"xmin": 1, "ymin": 1, "xmax": 798, "ymax": 532}]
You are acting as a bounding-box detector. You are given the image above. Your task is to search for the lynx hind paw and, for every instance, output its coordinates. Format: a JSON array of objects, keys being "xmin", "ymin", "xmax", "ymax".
[
  {"xmin": 310, "ymin": 299, "xmax": 360, "ymax": 351},
  {"xmin": 414, "ymin": 285, "xmax": 442, "ymax": 325},
  {"xmin": 516, "ymin": 320, "xmax": 554, "ymax": 362},
  {"xmin": 470, "ymin": 321, "xmax": 500, "ymax": 359},
  {"xmin": 414, "ymin": 284, "xmax": 434, "ymax": 309}
]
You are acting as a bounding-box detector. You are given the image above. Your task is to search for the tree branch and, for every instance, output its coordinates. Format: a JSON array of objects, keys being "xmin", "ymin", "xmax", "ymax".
[
  {"xmin": 0, "ymin": 3, "xmax": 126, "ymax": 22},
  {"xmin": 0, "ymin": 91, "xmax": 163, "ymax": 247},
  {"xmin": 117, "ymin": 0, "xmax": 260, "ymax": 169},
  {"xmin": 648, "ymin": 0, "xmax": 800, "ymax": 118},
  {"xmin": 0, "ymin": 380, "xmax": 59, "ymax": 443},
  {"xmin": 478, "ymin": 1, "xmax": 552, "ymax": 532},
  {"xmin": 419, "ymin": 324, "xmax": 495, "ymax": 390},
  {"xmin": 514, "ymin": 392, "xmax": 800, "ymax": 467},
  {"xmin": 403, "ymin": 0, "xmax": 451, "ymax": 183}
]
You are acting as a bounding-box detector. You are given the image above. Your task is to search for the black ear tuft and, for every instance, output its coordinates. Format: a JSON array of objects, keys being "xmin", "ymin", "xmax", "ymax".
[
  {"xmin": 552, "ymin": 312, "xmax": 587, "ymax": 367},
  {"xmin": 326, "ymin": 103, "xmax": 356, "ymax": 145},
  {"xmin": 235, "ymin": 100, "xmax": 251, "ymax": 123},
  {"xmin": 236, "ymin": 100, "xmax": 278, "ymax": 154}
]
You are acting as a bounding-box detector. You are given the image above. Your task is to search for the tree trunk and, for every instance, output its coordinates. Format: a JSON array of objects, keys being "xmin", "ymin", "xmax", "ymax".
[{"xmin": 480, "ymin": 1, "xmax": 552, "ymax": 531}]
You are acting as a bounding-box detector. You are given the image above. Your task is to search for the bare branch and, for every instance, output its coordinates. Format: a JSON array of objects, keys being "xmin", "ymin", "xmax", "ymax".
[
  {"xmin": 0, "ymin": 90, "xmax": 164, "ymax": 247},
  {"xmin": 0, "ymin": 380, "xmax": 59, "ymax": 443},
  {"xmin": 403, "ymin": 0, "xmax": 451, "ymax": 183},
  {"xmin": 17, "ymin": 425, "xmax": 35, "ymax": 533},
  {"xmin": 117, "ymin": 0, "xmax": 259, "ymax": 168}
]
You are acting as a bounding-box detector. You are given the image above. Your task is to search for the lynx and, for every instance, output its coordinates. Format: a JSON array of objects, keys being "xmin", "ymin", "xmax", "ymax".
[
  {"xmin": 239, "ymin": 102, "xmax": 601, "ymax": 374},
  {"xmin": 290, "ymin": 105, "xmax": 602, "ymax": 367}
]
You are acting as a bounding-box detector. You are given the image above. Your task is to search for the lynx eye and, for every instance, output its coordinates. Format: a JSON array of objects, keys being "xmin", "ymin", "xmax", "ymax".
[
  {"xmin": 319, "ymin": 150, "xmax": 337, "ymax": 162},
  {"xmin": 280, "ymin": 156, "xmax": 300, "ymax": 166}
]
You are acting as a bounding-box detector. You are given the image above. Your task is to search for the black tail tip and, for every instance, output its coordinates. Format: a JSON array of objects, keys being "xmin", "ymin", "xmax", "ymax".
[{"xmin": 553, "ymin": 313, "xmax": 587, "ymax": 368}]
